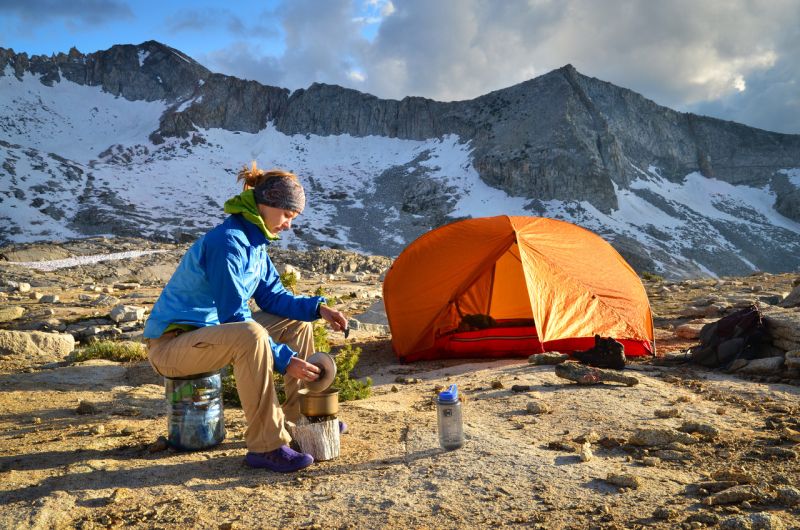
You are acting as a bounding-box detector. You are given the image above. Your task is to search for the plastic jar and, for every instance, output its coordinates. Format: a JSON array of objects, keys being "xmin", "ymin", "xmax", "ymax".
[
  {"xmin": 436, "ymin": 384, "xmax": 464, "ymax": 450},
  {"xmin": 165, "ymin": 371, "xmax": 225, "ymax": 450}
]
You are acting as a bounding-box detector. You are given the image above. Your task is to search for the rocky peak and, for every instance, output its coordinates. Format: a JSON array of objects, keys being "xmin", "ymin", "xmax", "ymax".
[{"xmin": 0, "ymin": 41, "xmax": 209, "ymax": 103}]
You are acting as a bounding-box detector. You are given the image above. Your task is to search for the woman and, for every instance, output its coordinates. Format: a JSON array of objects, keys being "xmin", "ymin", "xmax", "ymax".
[{"xmin": 144, "ymin": 163, "xmax": 348, "ymax": 473}]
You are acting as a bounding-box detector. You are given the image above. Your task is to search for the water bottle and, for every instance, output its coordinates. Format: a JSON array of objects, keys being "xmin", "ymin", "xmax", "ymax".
[
  {"xmin": 436, "ymin": 384, "xmax": 464, "ymax": 450},
  {"xmin": 165, "ymin": 371, "xmax": 225, "ymax": 450}
]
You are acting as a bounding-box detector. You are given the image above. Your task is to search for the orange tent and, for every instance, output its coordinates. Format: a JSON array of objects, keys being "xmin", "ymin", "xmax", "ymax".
[{"xmin": 383, "ymin": 216, "xmax": 654, "ymax": 362}]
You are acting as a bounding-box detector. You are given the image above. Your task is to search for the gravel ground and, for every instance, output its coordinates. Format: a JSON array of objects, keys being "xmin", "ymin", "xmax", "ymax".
[{"xmin": 0, "ymin": 238, "xmax": 798, "ymax": 529}]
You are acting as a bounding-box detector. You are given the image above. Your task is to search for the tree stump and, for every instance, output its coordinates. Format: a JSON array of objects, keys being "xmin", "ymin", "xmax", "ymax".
[{"xmin": 289, "ymin": 416, "xmax": 340, "ymax": 461}]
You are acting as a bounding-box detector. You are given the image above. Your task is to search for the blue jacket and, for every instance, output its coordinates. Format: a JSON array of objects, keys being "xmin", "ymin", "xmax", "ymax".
[{"xmin": 143, "ymin": 214, "xmax": 325, "ymax": 373}]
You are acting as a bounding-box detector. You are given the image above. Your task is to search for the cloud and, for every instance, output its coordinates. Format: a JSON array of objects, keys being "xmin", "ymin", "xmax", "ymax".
[
  {"xmin": 347, "ymin": 69, "xmax": 366, "ymax": 82},
  {"xmin": 200, "ymin": 41, "xmax": 287, "ymax": 87},
  {"xmin": 166, "ymin": 9, "xmax": 244, "ymax": 34},
  {"xmin": 164, "ymin": 8, "xmax": 278, "ymax": 36},
  {"xmin": 203, "ymin": 0, "xmax": 800, "ymax": 133},
  {"xmin": 0, "ymin": 0, "xmax": 133, "ymax": 26},
  {"xmin": 354, "ymin": 0, "xmax": 395, "ymax": 25},
  {"xmin": 205, "ymin": 0, "xmax": 366, "ymax": 91},
  {"xmin": 688, "ymin": 50, "xmax": 800, "ymax": 134}
]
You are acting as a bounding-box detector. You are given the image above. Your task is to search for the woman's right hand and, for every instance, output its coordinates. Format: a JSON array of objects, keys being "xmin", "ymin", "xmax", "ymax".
[{"xmin": 286, "ymin": 357, "xmax": 320, "ymax": 382}]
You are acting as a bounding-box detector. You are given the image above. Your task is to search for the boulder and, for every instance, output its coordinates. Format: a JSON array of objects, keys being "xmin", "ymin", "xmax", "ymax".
[
  {"xmin": 762, "ymin": 307, "xmax": 800, "ymax": 351},
  {"xmin": 719, "ymin": 513, "xmax": 786, "ymax": 529},
  {"xmin": 629, "ymin": 427, "xmax": 697, "ymax": 447},
  {"xmin": 679, "ymin": 306, "xmax": 708, "ymax": 318},
  {"xmin": 109, "ymin": 304, "xmax": 145, "ymax": 323},
  {"xmin": 736, "ymin": 356, "xmax": 785, "ymax": 375},
  {"xmin": 353, "ymin": 299, "xmax": 388, "ymax": 325},
  {"xmin": 113, "ymin": 282, "xmax": 141, "ymax": 290},
  {"xmin": 0, "ymin": 330, "xmax": 75, "ymax": 360},
  {"xmin": 92, "ymin": 294, "xmax": 120, "ymax": 307},
  {"xmin": 785, "ymin": 350, "xmax": 800, "ymax": 373},
  {"xmin": 690, "ymin": 296, "xmax": 718, "ymax": 306},
  {"xmin": 347, "ymin": 318, "xmax": 390, "ymax": 335},
  {"xmin": 281, "ymin": 264, "xmax": 302, "ymax": 281},
  {"xmin": 675, "ymin": 322, "xmax": 707, "ymax": 339},
  {"xmin": 778, "ymin": 284, "xmax": 800, "ymax": 308},
  {"xmin": 726, "ymin": 296, "xmax": 759, "ymax": 308},
  {"xmin": 0, "ymin": 306, "xmax": 25, "ymax": 322}
]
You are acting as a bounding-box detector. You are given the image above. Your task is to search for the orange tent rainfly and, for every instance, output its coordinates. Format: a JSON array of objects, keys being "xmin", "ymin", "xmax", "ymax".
[{"xmin": 383, "ymin": 216, "xmax": 654, "ymax": 362}]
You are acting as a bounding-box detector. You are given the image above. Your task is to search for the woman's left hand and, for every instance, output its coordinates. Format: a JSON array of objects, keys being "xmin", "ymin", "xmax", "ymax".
[
  {"xmin": 286, "ymin": 357, "xmax": 320, "ymax": 382},
  {"xmin": 319, "ymin": 304, "xmax": 348, "ymax": 333}
]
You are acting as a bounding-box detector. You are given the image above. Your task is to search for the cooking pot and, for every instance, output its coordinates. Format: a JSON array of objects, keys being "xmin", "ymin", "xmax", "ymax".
[{"xmin": 298, "ymin": 388, "xmax": 339, "ymax": 417}]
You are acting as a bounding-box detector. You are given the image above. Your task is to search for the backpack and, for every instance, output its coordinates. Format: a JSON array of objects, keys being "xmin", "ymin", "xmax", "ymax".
[{"xmin": 689, "ymin": 304, "xmax": 767, "ymax": 368}]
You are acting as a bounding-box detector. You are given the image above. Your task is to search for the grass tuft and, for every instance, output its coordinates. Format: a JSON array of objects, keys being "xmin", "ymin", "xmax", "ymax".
[{"xmin": 72, "ymin": 340, "xmax": 147, "ymax": 363}]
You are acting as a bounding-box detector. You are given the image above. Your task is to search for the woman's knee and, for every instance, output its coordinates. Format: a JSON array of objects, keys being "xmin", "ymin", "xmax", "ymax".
[{"xmin": 226, "ymin": 321, "xmax": 270, "ymax": 350}]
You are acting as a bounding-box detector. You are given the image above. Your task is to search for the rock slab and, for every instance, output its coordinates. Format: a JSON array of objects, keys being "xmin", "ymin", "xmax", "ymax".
[{"xmin": 0, "ymin": 330, "xmax": 75, "ymax": 360}]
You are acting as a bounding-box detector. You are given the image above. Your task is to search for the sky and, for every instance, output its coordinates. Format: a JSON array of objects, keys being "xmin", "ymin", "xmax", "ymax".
[{"xmin": 1, "ymin": 0, "xmax": 799, "ymax": 135}]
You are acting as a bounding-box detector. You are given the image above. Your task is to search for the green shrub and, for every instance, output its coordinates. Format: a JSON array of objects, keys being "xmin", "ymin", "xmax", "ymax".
[
  {"xmin": 280, "ymin": 271, "xmax": 297, "ymax": 294},
  {"xmin": 72, "ymin": 340, "xmax": 147, "ymax": 363},
  {"xmin": 333, "ymin": 343, "xmax": 372, "ymax": 402},
  {"xmin": 641, "ymin": 271, "xmax": 664, "ymax": 282},
  {"xmin": 314, "ymin": 323, "xmax": 331, "ymax": 353},
  {"xmin": 313, "ymin": 286, "xmax": 340, "ymax": 306}
]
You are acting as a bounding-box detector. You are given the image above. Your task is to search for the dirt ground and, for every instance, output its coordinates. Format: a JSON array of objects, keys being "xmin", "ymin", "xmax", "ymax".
[{"xmin": 0, "ymin": 245, "xmax": 798, "ymax": 529}]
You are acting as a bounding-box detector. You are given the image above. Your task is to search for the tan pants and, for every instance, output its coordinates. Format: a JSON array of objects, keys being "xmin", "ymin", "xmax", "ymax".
[{"xmin": 147, "ymin": 312, "xmax": 314, "ymax": 453}]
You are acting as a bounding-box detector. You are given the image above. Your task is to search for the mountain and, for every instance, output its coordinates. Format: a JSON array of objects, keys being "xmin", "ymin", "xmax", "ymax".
[{"xmin": 1, "ymin": 40, "xmax": 799, "ymax": 278}]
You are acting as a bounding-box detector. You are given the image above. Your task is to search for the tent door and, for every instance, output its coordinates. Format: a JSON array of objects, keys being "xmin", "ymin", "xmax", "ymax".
[{"xmin": 456, "ymin": 242, "xmax": 534, "ymax": 322}]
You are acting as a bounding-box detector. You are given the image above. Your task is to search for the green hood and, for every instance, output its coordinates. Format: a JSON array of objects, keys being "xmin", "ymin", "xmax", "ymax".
[{"xmin": 223, "ymin": 189, "xmax": 279, "ymax": 241}]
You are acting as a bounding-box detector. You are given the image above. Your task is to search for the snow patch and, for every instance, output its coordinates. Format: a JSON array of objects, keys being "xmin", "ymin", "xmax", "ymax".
[
  {"xmin": 0, "ymin": 71, "xmax": 166, "ymax": 162},
  {"xmin": 647, "ymin": 165, "xmax": 663, "ymax": 178},
  {"xmin": 173, "ymin": 50, "xmax": 192, "ymax": 64},
  {"xmin": 177, "ymin": 96, "xmax": 202, "ymax": 112},
  {"xmin": 5, "ymin": 250, "xmax": 168, "ymax": 271},
  {"xmin": 779, "ymin": 168, "xmax": 800, "ymax": 187},
  {"xmin": 137, "ymin": 50, "xmax": 150, "ymax": 67}
]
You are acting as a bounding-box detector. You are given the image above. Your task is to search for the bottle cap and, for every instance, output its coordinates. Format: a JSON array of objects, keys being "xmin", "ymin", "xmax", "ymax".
[{"xmin": 438, "ymin": 384, "xmax": 459, "ymax": 403}]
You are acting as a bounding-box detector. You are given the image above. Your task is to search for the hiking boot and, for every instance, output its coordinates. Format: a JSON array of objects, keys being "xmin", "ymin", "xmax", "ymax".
[
  {"xmin": 245, "ymin": 445, "xmax": 314, "ymax": 472},
  {"xmin": 572, "ymin": 335, "xmax": 626, "ymax": 370}
]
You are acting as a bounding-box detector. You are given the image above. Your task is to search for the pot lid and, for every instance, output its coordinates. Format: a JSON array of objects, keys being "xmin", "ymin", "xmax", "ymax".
[{"xmin": 304, "ymin": 352, "xmax": 337, "ymax": 392}]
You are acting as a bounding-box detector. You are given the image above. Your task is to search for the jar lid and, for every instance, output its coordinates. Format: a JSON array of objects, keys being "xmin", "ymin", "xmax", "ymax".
[{"xmin": 438, "ymin": 384, "xmax": 458, "ymax": 403}]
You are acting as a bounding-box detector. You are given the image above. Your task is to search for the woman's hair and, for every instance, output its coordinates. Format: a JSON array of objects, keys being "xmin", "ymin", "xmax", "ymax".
[{"xmin": 236, "ymin": 161, "xmax": 299, "ymax": 191}]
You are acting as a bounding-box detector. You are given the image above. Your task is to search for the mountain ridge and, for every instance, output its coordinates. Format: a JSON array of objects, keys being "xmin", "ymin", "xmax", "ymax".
[{"xmin": 1, "ymin": 41, "xmax": 799, "ymax": 278}]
